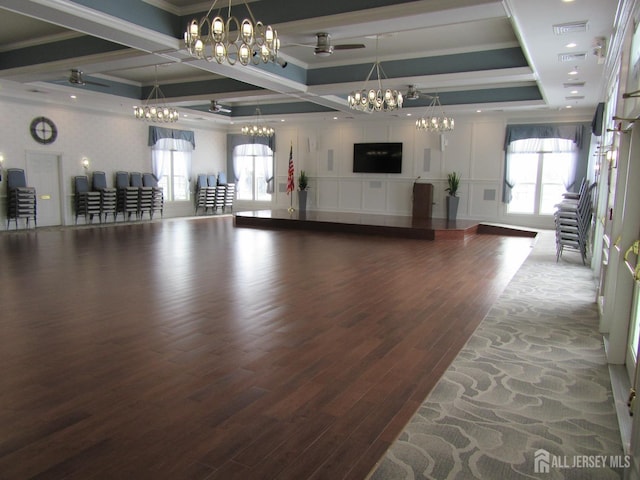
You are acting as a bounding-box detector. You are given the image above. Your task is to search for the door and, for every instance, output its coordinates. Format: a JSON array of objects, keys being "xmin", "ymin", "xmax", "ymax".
[{"xmin": 26, "ymin": 151, "xmax": 62, "ymax": 227}]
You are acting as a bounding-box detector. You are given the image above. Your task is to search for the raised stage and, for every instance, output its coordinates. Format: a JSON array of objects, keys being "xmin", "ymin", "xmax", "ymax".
[{"xmin": 233, "ymin": 210, "xmax": 535, "ymax": 240}]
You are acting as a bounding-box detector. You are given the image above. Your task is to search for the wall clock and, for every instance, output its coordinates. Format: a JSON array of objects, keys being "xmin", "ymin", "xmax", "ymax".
[{"xmin": 30, "ymin": 116, "xmax": 58, "ymax": 145}]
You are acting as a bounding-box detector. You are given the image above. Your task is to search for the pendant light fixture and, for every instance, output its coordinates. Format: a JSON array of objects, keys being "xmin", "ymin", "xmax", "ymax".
[{"xmin": 184, "ymin": 0, "xmax": 279, "ymax": 66}]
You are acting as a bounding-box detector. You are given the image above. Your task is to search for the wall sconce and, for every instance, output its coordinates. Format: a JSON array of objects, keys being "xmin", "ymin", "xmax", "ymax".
[{"xmin": 82, "ymin": 157, "xmax": 90, "ymax": 170}]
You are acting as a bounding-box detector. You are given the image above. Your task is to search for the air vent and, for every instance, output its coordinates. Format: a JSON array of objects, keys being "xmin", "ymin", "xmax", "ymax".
[
  {"xmin": 553, "ymin": 21, "xmax": 588, "ymax": 35},
  {"xmin": 563, "ymin": 82, "xmax": 585, "ymax": 88},
  {"xmin": 558, "ymin": 52, "xmax": 587, "ymax": 62},
  {"xmin": 565, "ymin": 95, "xmax": 585, "ymax": 100}
]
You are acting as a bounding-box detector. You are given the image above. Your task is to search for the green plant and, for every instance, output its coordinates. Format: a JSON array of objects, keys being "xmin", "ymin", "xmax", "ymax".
[
  {"xmin": 298, "ymin": 170, "xmax": 309, "ymax": 191},
  {"xmin": 445, "ymin": 172, "xmax": 460, "ymax": 197}
]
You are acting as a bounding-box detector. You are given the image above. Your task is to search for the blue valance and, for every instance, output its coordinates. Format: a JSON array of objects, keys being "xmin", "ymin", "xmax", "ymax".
[
  {"xmin": 227, "ymin": 133, "xmax": 275, "ymax": 153},
  {"xmin": 504, "ymin": 123, "xmax": 584, "ymax": 150},
  {"xmin": 148, "ymin": 126, "xmax": 195, "ymax": 148}
]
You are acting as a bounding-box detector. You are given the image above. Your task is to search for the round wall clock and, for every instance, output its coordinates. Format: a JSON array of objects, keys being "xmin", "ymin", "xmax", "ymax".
[{"xmin": 30, "ymin": 116, "xmax": 58, "ymax": 145}]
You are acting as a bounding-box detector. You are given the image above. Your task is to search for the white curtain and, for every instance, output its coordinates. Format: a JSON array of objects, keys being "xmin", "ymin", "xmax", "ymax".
[
  {"xmin": 151, "ymin": 137, "xmax": 193, "ymax": 181},
  {"xmin": 505, "ymin": 137, "xmax": 578, "ymax": 202},
  {"xmin": 232, "ymin": 143, "xmax": 274, "ymax": 195}
]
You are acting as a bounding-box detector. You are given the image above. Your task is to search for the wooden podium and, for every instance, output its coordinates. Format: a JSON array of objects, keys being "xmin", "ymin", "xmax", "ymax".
[{"xmin": 412, "ymin": 182, "xmax": 433, "ymax": 221}]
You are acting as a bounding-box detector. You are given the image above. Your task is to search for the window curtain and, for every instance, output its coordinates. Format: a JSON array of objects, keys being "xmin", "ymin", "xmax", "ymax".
[
  {"xmin": 149, "ymin": 126, "xmax": 194, "ymax": 184},
  {"xmin": 232, "ymin": 143, "xmax": 274, "ymax": 194},
  {"xmin": 503, "ymin": 137, "xmax": 578, "ymax": 203},
  {"xmin": 502, "ymin": 123, "xmax": 583, "ymax": 203}
]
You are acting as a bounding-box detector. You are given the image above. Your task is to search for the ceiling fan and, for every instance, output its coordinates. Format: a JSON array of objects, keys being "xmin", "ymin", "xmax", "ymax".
[
  {"xmin": 285, "ymin": 32, "xmax": 365, "ymax": 57},
  {"xmin": 69, "ymin": 69, "xmax": 110, "ymax": 87},
  {"xmin": 405, "ymin": 85, "xmax": 424, "ymax": 100},
  {"xmin": 209, "ymin": 100, "xmax": 231, "ymax": 113}
]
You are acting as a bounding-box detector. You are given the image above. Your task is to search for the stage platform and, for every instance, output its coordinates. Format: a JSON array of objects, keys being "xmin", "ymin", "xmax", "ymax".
[{"xmin": 234, "ymin": 210, "xmax": 537, "ymax": 240}]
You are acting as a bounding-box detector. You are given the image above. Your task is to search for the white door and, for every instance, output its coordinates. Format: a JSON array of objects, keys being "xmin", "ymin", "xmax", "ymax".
[{"xmin": 26, "ymin": 152, "xmax": 62, "ymax": 227}]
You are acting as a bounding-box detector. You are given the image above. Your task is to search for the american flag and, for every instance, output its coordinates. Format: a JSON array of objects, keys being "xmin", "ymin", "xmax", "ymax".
[{"xmin": 286, "ymin": 144, "xmax": 295, "ymax": 194}]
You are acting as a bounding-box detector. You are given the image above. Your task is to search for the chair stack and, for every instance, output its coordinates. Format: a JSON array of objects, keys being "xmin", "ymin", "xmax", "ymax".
[
  {"xmin": 131, "ymin": 172, "xmax": 153, "ymax": 220},
  {"xmin": 194, "ymin": 174, "xmax": 222, "ymax": 215},
  {"xmin": 142, "ymin": 173, "xmax": 163, "ymax": 219},
  {"xmin": 224, "ymin": 183, "xmax": 236, "ymax": 212},
  {"xmin": 554, "ymin": 180, "xmax": 595, "ymax": 264},
  {"xmin": 92, "ymin": 171, "xmax": 117, "ymax": 223},
  {"xmin": 6, "ymin": 168, "xmax": 37, "ymax": 229},
  {"xmin": 74, "ymin": 175, "xmax": 101, "ymax": 224}
]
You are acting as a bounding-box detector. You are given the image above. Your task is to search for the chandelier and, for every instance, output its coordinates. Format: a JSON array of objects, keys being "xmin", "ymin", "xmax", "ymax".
[
  {"xmin": 347, "ymin": 36, "xmax": 402, "ymax": 112},
  {"xmin": 133, "ymin": 67, "xmax": 178, "ymax": 123},
  {"xmin": 241, "ymin": 107, "xmax": 274, "ymax": 137},
  {"xmin": 184, "ymin": 0, "xmax": 279, "ymax": 66},
  {"xmin": 415, "ymin": 95, "xmax": 454, "ymax": 133}
]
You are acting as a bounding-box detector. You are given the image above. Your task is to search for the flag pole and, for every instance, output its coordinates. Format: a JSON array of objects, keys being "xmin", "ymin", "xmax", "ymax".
[{"xmin": 287, "ymin": 141, "xmax": 295, "ymax": 213}]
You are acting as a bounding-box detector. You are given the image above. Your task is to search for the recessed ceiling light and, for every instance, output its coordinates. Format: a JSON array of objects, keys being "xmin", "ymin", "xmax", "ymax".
[
  {"xmin": 70, "ymin": 95, "xmax": 76, "ymax": 99},
  {"xmin": 566, "ymin": 42, "xmax": 577, "ymax": 48},
  {"xmin": 333, "ymin": 116, "xmax": 338, "ymax": 120},
  {"xmin": 566, "ymin": 105, "xmax": 573, "ymax": 109},
  {"xmin": 476, "ymin": 109, "xmax": 482, "ymax": 113},
  {"xmin": 570, "ymin": 89, "xmax": 579, "ymax": 94},
  {"xmin": 281, "ymin": 119, "xmax": 285, "ymax": 122},
  {"xmin": 406, "ymin": 113, "xmax": 412, "ymax": 116},
  {"xmin": 562, "ymin": 0, "xmax": 575, "ymax": 3},
  {"xmin": 568, "ymin": 67, "xmax": 579, "ymax": 75}
]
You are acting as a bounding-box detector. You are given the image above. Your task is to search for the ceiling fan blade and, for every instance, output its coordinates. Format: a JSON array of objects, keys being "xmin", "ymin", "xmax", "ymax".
[
  {"xmin": 333, "ymin": 44, "xmax": 366, "ymax": 50},
  {"xmin": 84, "ymin": 79, "xmax": 110, "ymax": 88}
]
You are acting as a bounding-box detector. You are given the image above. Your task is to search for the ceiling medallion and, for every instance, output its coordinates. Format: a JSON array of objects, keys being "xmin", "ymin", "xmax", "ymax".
[{"xmin": 184, "ymin": 0, "xmax": 279, "ymax": 66}]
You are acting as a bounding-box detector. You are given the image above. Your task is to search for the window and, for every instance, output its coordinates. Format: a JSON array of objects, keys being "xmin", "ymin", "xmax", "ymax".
[
  {"xmin": 157, "ymin": 151, "xmax": 190, "ymax": 201},
  {"xmin": 151, "ymin": 137, "xmax": 192, "ymax": 202},
  {"xmin": 232, "ymin": 143, "xmax": 274, "ymax": 201},
  {"xmin": 506, "ymin": 138, "xmax": 577, "ymax": 215}
]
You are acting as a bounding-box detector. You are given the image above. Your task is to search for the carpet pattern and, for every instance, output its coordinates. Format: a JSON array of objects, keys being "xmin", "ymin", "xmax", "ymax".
[{"xmin": 369, "ymin": 233, "xmax": 624, "ymax": 479}]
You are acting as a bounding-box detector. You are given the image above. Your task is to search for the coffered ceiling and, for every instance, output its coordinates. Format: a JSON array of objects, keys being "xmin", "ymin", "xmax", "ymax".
[{"xmin": 0, "ymin": 0, "xmax": 619, "ymax": 125}]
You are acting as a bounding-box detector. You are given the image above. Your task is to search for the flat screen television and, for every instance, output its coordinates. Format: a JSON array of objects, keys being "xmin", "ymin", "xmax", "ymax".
[{"xmin": 353, "ymin": 142, "xmax": 402, "ymax": 173}]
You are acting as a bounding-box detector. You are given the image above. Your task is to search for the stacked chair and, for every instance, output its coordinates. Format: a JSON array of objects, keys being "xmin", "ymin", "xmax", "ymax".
[
  {"xmin": 116, "ymin": 171, "xmax": 141, "ymax": 221},
  {"xmin": 74, "ymin": 175, "xmax": 101, "ymax": 224},
  {"xmin": 554, "ymin": 179, "xmax": 595, "ymax": 264},
  {"xmin": 131, "ymin": 172, "xmax": 153, "ymax": 220},
  {"xmin": 92, "ymin": 171, "xmax": 117, "ymax": 223},
  {"xmin": 115, "ymin": 171, "xmax": 164, "ymax": 221},
  {"xmin": 142, "ymin": 173, "xmax": 164, "ymax": 220},
  {"xmin": 194, "ymin": 174, "xmax": 222, "ymax": 215},
  {"xmin": 6, "ymin": 168, "xmax": 37, "ymax": 229}
]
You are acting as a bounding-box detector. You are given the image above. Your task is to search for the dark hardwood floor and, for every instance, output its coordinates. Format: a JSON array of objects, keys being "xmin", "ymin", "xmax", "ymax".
[{"xmin": 0, "ymin": 217, "xmax": 535, "ymax": 479}]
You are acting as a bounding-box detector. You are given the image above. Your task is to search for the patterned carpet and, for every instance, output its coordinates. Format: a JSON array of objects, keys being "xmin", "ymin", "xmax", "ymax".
[{"xmin": 369, "ymin": 232, "xmax": 625, "ymax": 479}]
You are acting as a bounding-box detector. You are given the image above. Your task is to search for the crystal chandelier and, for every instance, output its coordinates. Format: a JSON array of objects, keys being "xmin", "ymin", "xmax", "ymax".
[
  {"xmin": 241, "ymin": 107, "xmax": 274, "ymax": 137},
  {"xmin": 184, "ymin": 0, "xmax": 279, "ymax": 66},
  {"xmin": 133, "ymin": 67, "xmax": 178, "ymax": 123},
  {"xmin": 415, "ymin": 95, "xmax": 454, "ymax": 133},
  {"xmin": 347, "ymin": 36, "xmax": 402, "ymax": 113}
]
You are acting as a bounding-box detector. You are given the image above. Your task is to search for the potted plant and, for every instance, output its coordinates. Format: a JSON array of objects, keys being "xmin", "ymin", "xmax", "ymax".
[
  {"xmin": 298, "ymin": 170, "xmax": 309, "ymax": 212},
  {"xmin": 445, "ymin": 171, "xmax": 460, "ymax": 221}
]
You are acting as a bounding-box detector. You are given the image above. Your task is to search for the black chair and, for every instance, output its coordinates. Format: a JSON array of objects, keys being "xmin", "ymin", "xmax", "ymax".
[
  {"xmin": 195, "ymin": 174, "xmax": 209, "ymax": 214},
  {"xmin": 143, "ymin": 173, "xmax": 163, "ymax": 219},
  {"xmin": 92, "ymin": 171, "xmax": 117, "ymax": 223},
  {"xmin": 115, "ymin": 171, "xmax": 138, "ymax": 221},
  {"xmin": 74, "ymin": 175, "xmax": 101, "ymax": 224},
  {"xmin": 7, "ymin": 168, "xmax": 37, "ymax": 229}
]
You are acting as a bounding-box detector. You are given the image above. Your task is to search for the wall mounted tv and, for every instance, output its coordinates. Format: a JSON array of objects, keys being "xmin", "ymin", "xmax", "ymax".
[{"xmin": 353, "ymin": 142, "xmax": 402, "ymax": 174}]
